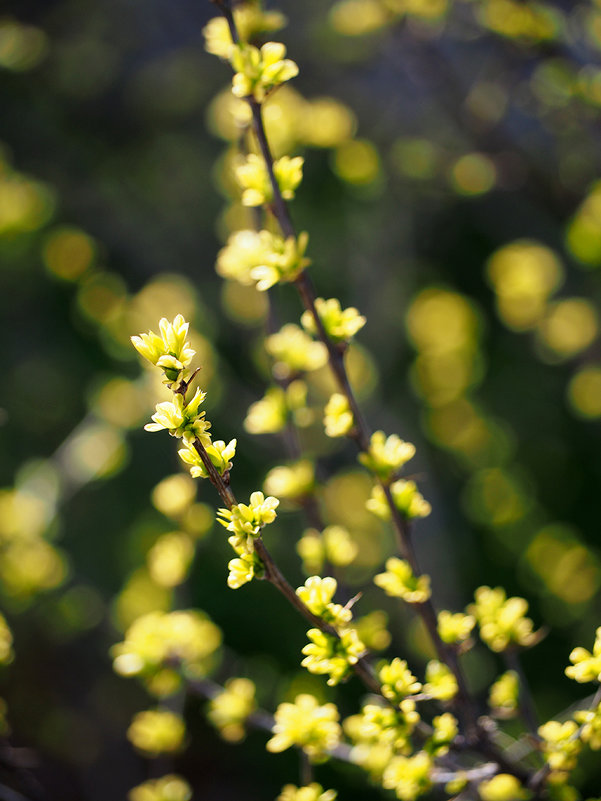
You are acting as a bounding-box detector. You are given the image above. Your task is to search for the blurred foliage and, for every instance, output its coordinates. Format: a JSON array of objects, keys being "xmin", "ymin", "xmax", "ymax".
[{"xmin": 2, "ymin": 0, "xmax": 601, "ymax": 799}]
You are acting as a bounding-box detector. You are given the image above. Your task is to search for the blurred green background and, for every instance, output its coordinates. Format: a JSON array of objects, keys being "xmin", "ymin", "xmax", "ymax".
[{"xmin": 2, "ymin": 0, "xmax": 601, "ymax": 798}]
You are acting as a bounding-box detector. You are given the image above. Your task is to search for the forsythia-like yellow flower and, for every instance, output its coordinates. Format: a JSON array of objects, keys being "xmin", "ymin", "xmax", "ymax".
[
  {"xmin": 301, "ymin": 627, "xmax": 366, "ymax": 685},
  {"xmin": 277, "ymin": 784, "xmax": 337, "ymax": 801},
  {"xmin": 382, "ymin": 751, "xmax": 432, "ymax": 801},
  {"xmin": 429, "ymin": 713, "xmax": 458, "ymax": 756},
  {"xmin": 366, "ymin": 481, "xmax": 431, "ymax": 520},
  {"xmin": 145, "ymin": 388, "xmax": 211, "ymax": 446},
  {"xmin": 323, "ymin": 393, "xmax": 354, "ymax": 437},
  {"xmin": 296, "ymin": 526, "xmax": 358, "ymax": 574},
  {"xmin": 436, "ymin": 610, "xmax": 475, "ymax": 645},
  {"xmin": 266, "ymin": 323, "xmax": 328, "ymax": 377},
  {"xmin": 231, "ymin": 42, "xmax": 299, "ymax": 102},
  {"xmin": 575, "ymin": 701, "xmax": 601, "ymax": 749},
  {"xmin": 374, "ymin": 557, "xmax": 431, "ymax": 604},
  {"xmin": 301, "ymin": 297, "xmax": 366, "ymax": 343},
  {"xmin": 296, "ymin": 576, "xmax": 351, "ymax": 628},
  {"xmin": 423, "ymin": 660, "xmax": 458, "ymax": 702},
  {"xmin": 488, "ymin": 671, "xmax": 519, "ymax": 716},
  {"xmin": 359, "ymin": 431, "xmax": 416, "ymax": 480},
  {"xmin": 538, "ymin": 719, "xmax": 582, "ymax": 779},
  {"xmin": 566, "ymin": 626, "xmax": 601, "ymax": 683},
  {"xmin": 112, "ymin": 610, "xmax": 222, "ymax": 687},
  {"xmin": 378, "ymin": 658, "xmax": 422, "ymax": 704},
  {"xmin": 132, "ymin": 315, "xmax": 195, "ymax": 388},
  {"xmin": 127, "ymin": 709, "xmax": 186, "ymax": 756},
  {"xmin": 216, "ymin": 229, "xmax": 310, "ymax": 290},
  {"xmin": 267, "ymin": 694, "xmax": 341, "ymax": 761},
  {"xmin": 469, "ymin": 586, "xmax": 539, "ymax": 652},
  {"xmin": 203, "ymin": 6, "xmax": 286, "ymax": 59},
  {"xmin": 217, "ymin": 491, "xmax": 280, "ymax": 539},
  {"xmin": 235, "ymin": 153, "xmax": 304, "ymax": 207},
  {"xmin": 178, "ymin": 439, "xmax": 236, "ymax": 478},
  {"xmin": 128, "ymin": 774, "xmax": 192, "ymax": 801},
  {"xmin": 207, "ymin": 677, "xmax": 257, "ymax": 742},
  {"xmin": 264, "ymin": 459, "xmax": 315, "ymax": 501},
  {"xmin": 479, "ymin": 774, "xmax": 530, "ymax": 801}
]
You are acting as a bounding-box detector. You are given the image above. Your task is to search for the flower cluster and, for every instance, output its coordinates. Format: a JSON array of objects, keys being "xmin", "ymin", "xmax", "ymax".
[
  {"xmin": 565, "ymin": 626, "xmax": 601, "ymax": 683},
  {"xmin": 207, "ymin": 677, "xmax": 257, "ymax": 742},
  {"xmin": 359, "ymin": 431, "xmax": 416, "ymax": 480},
  {"xmin": 367, "ymin": 480, "xmax": 431, "ymax": 520},
  {"xmin": 217, "ymin": 491, "xmax": 280, "ymax": 589},
  {"xmin": 301, "ymin": 626, "xmax": 365, "ymax": 686},
  {"xmin": 128, "ymin": 774, "xmax": 192, "ymax": 801},
  {"xmin": 301, "ymin": 297, "xmax": 366, "ymax": 344},
  {"xmin": 245, "ymin": 381, "xmax": 311, "ymax": 434},
  {"xmin": 488, "ymin": 671, "xmax": 519, "ymax": 716},
  {"xmin": 469, "ymin": 586, "xmax": 539, "ymax": 652},
  {"xmin": 264, "ymin": 460, "xmax": 315, "ymax": 501},
  {"xmin": 323, "ymin": 393, "xmax": 354, "ymax": 437},
  {"xmin": 231, "ymin": 42, "xmax": 298, "ymax": 102},
  {"xmin": 112, "ymin": 610, "xmax": 222, "ymax": 695},
  {"xmin": 132, "ymin": 315, "xmax": 195, "ymax": 390},
  {"xmin": 374, "ymin": 557, "xmax": 431, "ymax": 604},
  {"xmin": 436, "ymin": 610, "xmax": 475, "ymax": 645},
  {"xmin": 203, "ymin": 5, "xmax": 286, "ymax": 60},
  {"xmin": 277, "ymin": 784, "xmax": 337, "ymax": 801},
  {"xmin": 266, "ymin": 694, "xmax": 341, "ymax": 761},
  {"xmin": 378, "ymin": 658, "xmax": 422, "ymax": 705},
  {"xmin": 296, "ymin": 525, "xmax": 358, "ymax": 575},
  {"xmin": 127, "ymin": 709, "xmax": 186, "ymax": 756},
  {"xmin": 178, "ymin": 439, "xmax": 237, "ymax": 479},
  {"xmin": 216, "ymin": 228, "xmax": 310, "ymax": 291},
  {"xmin": 235, "ymin": 153, "xmax": 304, "ymax": 207},
  {"xmin": 144, "ymin": 388, "xmax": 211, "ymax": 446},
  {"xmin": 265, "ymin": 323, "xmax": 328, "ymax": 377}
]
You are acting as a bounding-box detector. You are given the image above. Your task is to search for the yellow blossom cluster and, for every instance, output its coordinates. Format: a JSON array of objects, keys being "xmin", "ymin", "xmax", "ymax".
[
  {"xmin": 469, "ymin": 586, "xmax": 539, "ymax": 652},
  {"xmin": 207, "ymin": 677, "xmax": 257, "ymax": 742},
  {"xmin": 267, "ymin": 694, "xmax": 341, "ymax": 761}
]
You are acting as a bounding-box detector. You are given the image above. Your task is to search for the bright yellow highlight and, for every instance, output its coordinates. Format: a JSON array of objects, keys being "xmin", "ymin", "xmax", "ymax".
[
  {"xmin": 127, "ymin": 709, "xmax": 185, "ymax": 756},
  {"xmin": 207, "ymin": 677, "xmax": 257, "ymax": 742},
  {"xmin": 486, "ymin": 240, "xmax": 563, "ymax": 331},
  {"xmin": 147, "ymin": 532, "xmax": 194, "ymax": 588},
  {"xmin": 267, "ymin": 694, "xmax": 341, "ymax": 761},
  {"xmin": 128, "ymin": 774, "xmax": 192, "ymax": 801},
  {"xmin": 568, "ymin": 366, "xmax": 601, "ymax": 419},
  {"xmin": 333, "ymin": 139, "xmax": 380, "ymax": 185},
  {"xmin": 479, "ymin": 774, "xmax": 530, "ymax": 801},
  {"xmin": 526, "ymin": 525, "xmax": 599, "ymax": 604},
  {"xmin": 43, "ymin": 227, "xmax": 95, "ymax": 281},
  {"xmin": 537, "ymin": 298, "xmax": 598, "ymax": 360},
  {"xmin": 566, "ymin": 180, "xmax": 601, "ymax": 267}
]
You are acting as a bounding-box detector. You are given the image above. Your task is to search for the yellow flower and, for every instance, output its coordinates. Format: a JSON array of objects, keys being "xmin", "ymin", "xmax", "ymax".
[
  {"xmin": 566, "ymin": 627, "xmax": 601, "ymax": 683},
  {"xmin": 423, "ymin": 660, "xmax": 458, "ymax": 702},
  {"xmin": 359, "ymin": 431, "xmax": 416, "ymax": 480},
  {"xmin": 131, "ymin": 314, "xmax": 195, "ymax": 387},
  {"xmin": 374, "ymin": 557, "xmax": 431, "ymax": 604},
  {"xmin": 366, "ymin": 481, "xmax": 431, "ymax": 520},
  {"xmin": 301, "ymin": 627, "xmax": 365, "ymax": 685},
  {"xmin": 382, "ymin": 751, "xmax": 432, "ymax": 801},
  {"xmin": 266, "ymin": 323, "xmax": 327, "ymax": 378},
  {"xmin": 264, "ymin": 460, "xmax": 315, "ymax": 501},
  {"xmin": 235, "ymin": 153, "xmax": 304, "ymax": 207},
  {"xmin": 266, "ymin": 694, "xmax": 341, "ymax": 761},
  {"xmin": 178, "ymin": 439, "xmax": 236, "ymax": 478},
  {"xmin": 128, "ymin": 774, "xmax": 192, "ymax": 801},
  {"xmin": 207, "ymin": 677, "xmax": 256, "ymax": 742},
  {"xmin": 231, "ymin": 41, "xmax": 299, "ymax": 102},
  {"xmin": 479, "ymin": 774, "xmax": 530, "ymax": 801},
  {"xmin": 436, "ymin": 610, "xmax": 475, "ymax": 645},
  {"xmin": 323, "ymin": 393, "xmax": 354, "ymax": 437},
  {"xmin": 217, "ymin": 491, "xmax": 280, "ymax": 539},
  {"xmin": 378, "ymin": 657, "xmax": 422, "ymax": 703},
  {"xmin": 144, "ymin": 388, "xmax": 211, "ymax": 445},
  {"xmin": 216, "ymin": 229, "xmax": 310, "ymax": 290},
  {"xmin": 301, "ymin": 297, "xmax": 366, "ymax": 343},
  {"xmin": 127, "ymin": 709, "xmax": 185, "ymax": 756},
  {"xmin": 296, "ymin": 575, "xmax": 351, "ymax": 628},
  {"xmin": 277, "ymin": 784, "xmax": 337, "ymax": 801},
  {"xmin": 469, "ymin": 586, "xmax": 539, "ymax": 652},
  {"xmin": 489, "ymin": 671, "xmax": 519, "ymax": 716}
]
